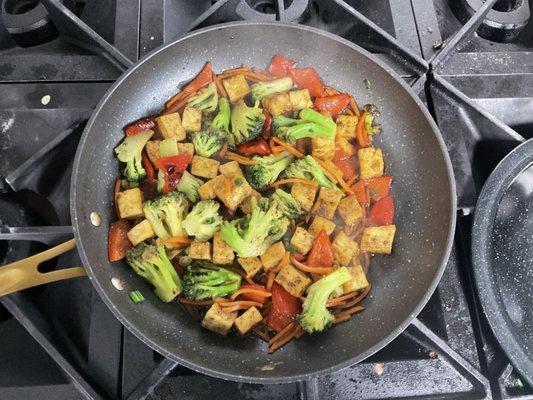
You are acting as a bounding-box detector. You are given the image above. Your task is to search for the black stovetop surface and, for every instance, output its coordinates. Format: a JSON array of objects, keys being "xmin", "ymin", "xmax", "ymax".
[{"xmin": 0, "ymin": 1, "xmax": 532, "ymax": 399}]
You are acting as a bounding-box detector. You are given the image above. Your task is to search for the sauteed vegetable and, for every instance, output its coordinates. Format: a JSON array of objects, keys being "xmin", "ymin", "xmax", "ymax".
[{"xmin": 109, "ymin": 55, "xmax": 396, "ymax": 353}]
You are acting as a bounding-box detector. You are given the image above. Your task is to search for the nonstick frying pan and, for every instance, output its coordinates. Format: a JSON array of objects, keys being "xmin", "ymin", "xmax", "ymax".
[{"xmin": 0, "ymin": 22, "xmax": 456, "ymax": 383}]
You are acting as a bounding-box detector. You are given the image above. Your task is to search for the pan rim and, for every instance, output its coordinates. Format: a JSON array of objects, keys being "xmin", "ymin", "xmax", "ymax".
[{"xmin": 71, "ymin": 21, "xmax": 457, "ymax": 384}]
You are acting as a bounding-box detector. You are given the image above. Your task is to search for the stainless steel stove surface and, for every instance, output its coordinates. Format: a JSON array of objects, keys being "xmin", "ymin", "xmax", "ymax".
[{"xmin": 0, "ymin": 1, "xmax": 531, "ymax": 399}]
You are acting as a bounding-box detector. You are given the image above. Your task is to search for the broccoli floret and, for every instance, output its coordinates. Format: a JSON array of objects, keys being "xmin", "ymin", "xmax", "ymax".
[
  {"xmin": 250, "ymin": 77, "xmax": 294, "ymax": 102},
  {"xmin": 126, "ymin": 243, "xmax": 182, "ymax": 302},
  {"xmin": 192, "ymin": 129, "xmax": 225, "ymax": 157},
  {"xmin": 284, "ymin": 155, "xmax": 338, "ymax": 190},
  {"xmin": 298, "ymin": 267, "xmax": 352, "ymax": 333},
  {"xmin": 272, "ymin": 108, "xmax": 336, "ymax": 144},
  {"xmin": 182, "ymin": 261, "xmax": 242, "ymax": 300},
  {"xmin": 183, "ymin": 200, "xmax": 223, "ymax": 241},
  {"xmin": 271, "ymin": 188, "xmax": 302, "ymax": 219},
  {"xmin": 244, "ymin": 151, "xmax": 295, "ymax": 190},
  {"xmin": 363, "ymin": 104, "xmax": 382, "ymax": 135},
  {"xmin": 212, "ymin": 97, "xmax": 231, "ymax": 135},
  {"xmin": 229, "ymin": 99, "xmax": 266, "ymax": 147},
  {"xmin": 114, "ymin": 129, "xmax": 153, "ymax": 182},
  {"xmin": 143, "ymin": 191, "xmax": 189, "ymax": 240},
  {"xmin": 187, "ymin": 82, "xmax": 218, "ymax": 113},
  {"xmin": 220, "ymin": 197, "xmax": 289, "ymax": 258},
  {"xmin": 176, "ymin": 171, "xmax": 203, "ymax": 202}
]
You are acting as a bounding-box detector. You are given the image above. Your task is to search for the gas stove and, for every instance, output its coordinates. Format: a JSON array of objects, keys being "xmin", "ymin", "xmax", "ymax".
[{"xmin": 0, "ymin": 1, "xmax": 531, "ymax": 399}]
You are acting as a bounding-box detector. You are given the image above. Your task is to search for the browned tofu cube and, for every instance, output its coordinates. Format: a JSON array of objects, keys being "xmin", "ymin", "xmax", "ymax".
[
  {"xmin": 234, "ymin": 306, "xmax": 263, "ymax": 335},
  {"xmin": 237, "ymin": 257, "xmax": 263, "ymax": 278},
  {"xmin": 343, "ymin": 263, "xmax": 369, "ymax": 293},
  {"xmin": 275, "ymin": 264, "xmax": 312, "ymax": 297},
  {"xmin": 219, "ymin": 161, "xmax": 243, "ymax": 178},
  {"xmin": 202, "ymin": 303, "xmax": 237, "ymax": 336},
  {"xmin": 289, "ymin": 89, "xmax": 313, "ymax": 110},
  {"xmin": 213, "ymin": 175, "xmax": 253, "ymax": 211},
  {"xmin": 308, "ymin": 216, "xmax": 336, "ymax": 236},
  {"xmin": 222, "ymin": 74, "xmax": 250, "ymax": 102},
  {"xmin": 358, "ymin": 147, "xmax": 384, "ymax": 179},
  {"xmin": 337, "ymin": 195, "xmax": 364, "ymax": 226},
  {"xmin": 212, "ymin": 232, "xmax": 234, "ymax": 265},
  {"xmin": 155, "ymin": 112, "xmax": 186, "ymax": 140},
  {"xmin": 311, "ymin": 136, "xmax": 335, "ymax": 161},
  {"xmin": 198, "ymin": 175, "xmax": 225, "ymax": 200},
  {"xmin": 127, "ymin": 219, "xmax": 155, "ymax": 246},
  {"xmin": 238, "ymin": 190, "xmax": 261, "ymax": 214},
  {"xmin": 260, "ymin": 241, "xmax": 286, "ymax": 271},
  {"xmin": 262, "ymin": 92, "xmax": 292, "ymax": 116},
  {"xmin": 115, "ymin": 188, "xmax": 144, "ymax": 219},
  {"xmin": 336, "ymin": 115, "xmax": 358, "ymax": 140},
  {"xmin": 312, "ymin": 187, "xmax": 344, "ymax": 219},
  {"xmin": 177, "ymin": 142, "xmax": 194, "ymax": 157},
  {"xmin": 181, "ymin": 107, "xmax": 202, "ymax": 132},
  {"xmin": 191, "ymin": 155, "xmax": 220, "ymax": 179},
  {"xmin": 145, "ymin": 140, "xmax": 160, "ymax": 166},
  {"xmin": 361, "ymin": 225, "xmax": 396, "ymax": 254},
  {"xmin": 332, "ymin": 231, "xmax": 359, "ymax": 266},
  {"xmin": 188, "ymin": 240, "xmax": 212, "ymax": 260},
  {"xmin": 291, "ymin": 183, "xmax": 317, "ymax": 212},
  {"xmin": 290, "ymin": 227, "xmax": 315, "ymax": 255}
]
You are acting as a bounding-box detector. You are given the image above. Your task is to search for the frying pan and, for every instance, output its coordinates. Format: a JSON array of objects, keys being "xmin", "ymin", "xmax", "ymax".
[{"xmin": 0, "ymin": 22, "xmax": 456, "ymax": 383}]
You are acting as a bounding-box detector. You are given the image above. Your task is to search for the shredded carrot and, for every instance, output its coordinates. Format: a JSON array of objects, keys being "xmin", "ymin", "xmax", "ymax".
[
  {"xmin": 344, "ymin": 108, "xmax": 354, "ymax": 116},
  {"xmin": 230, "ymin": 288, "xmax": 271, "ymax": 301},
  {"xmin": 216, "ymin": 299, "xmax": 263, "ymax": 309},
  {"xmin": 114, "ymin": 178, "xmax": 121, "ymax": 195},
  {"xmin": 276, "ymin": 251, "xmax": 290, "ymax": 270},
  {"xmin": 272, "ymin": 178, "xmax": 317, "ymax": 188},
  {"xmin": 218, "ymin": 142, "xmax": 228, "ymax": 157},
  {"xmin": 271, "ymin": 137, "xmax": 304, "ymax": 157},
  {"xmin": 339, "ymin": 305, "xmax": 365, "ymax": 316},
  {"xmin": 316, "ymin": 158, "xmax": 354, "ymax": 195},
  {"xmin": 326, "ymin": 290, "xmax": 359, "ymax": 307},
  {"xmin": 291, "ymin": 257, "xmax": 334, "ymax": 274},
  {"xmin": 269, "ymin": 138, "xmax": 284, "ymax": 155},
  {"xmin": 268, "ymin": 322, "xmax": 295, "ymax": 345},
  {"xmin": 214, "ymin": 74, "xmax": 228, "ymax": 97},
  {"xmin": 333, "ymin": 313, "xmax": 351, "ymax": 324},
  {"xmin": 252, "ymin": 326, "xmax": 271, "ymax": 342},
  {"xmin": 266, "ymin": 271, "xmax": 276, "ymax": 291},
  {"xmin": 164, "ymin": 91, "xmax": 196, "ymax": 115},
  {"xmin": 225, "ymin": 267, "xmax": 256, "ymax": 285},
  {"xmin": 165, "ymin": 90, "xmax": 186, "ymax": 109},
  {"xmin": 356, "ymin": 112, "xmax": 370, "ymax": 147},
  {"xmin": 163, "ymin": 236, "xmax": 193, "ymax": 245},
  {"xmin": 346, "ymin": 174, "xmax": 358, "ymax": 187},
  {"xmin": 225, "ymin": 151, "xmax": 260, "ymax": 165},
  {"xmin": 251, "ymin": 69, "xmax": 273, "ymax": 81},
  {"xmin": 218, "ymin": 66, "xmax": 250, "ymax": 79},
  {"xmin": 350, "ymin": 96, "xmax": 361, "ymax": 117},
  {"xmin": 269, "ymin": 323, "xmax": 299, "ymax": 353},
  {"xmin": 240, "ymin": 71, "xmax": 263, "ymax": 83},
  {"xmin": 179, "ymin": 298, "xmax": 214, "ymax": 306},
  {"xmin": 223, "ymin": 304, "xmax": 262, "ymax": 313}
]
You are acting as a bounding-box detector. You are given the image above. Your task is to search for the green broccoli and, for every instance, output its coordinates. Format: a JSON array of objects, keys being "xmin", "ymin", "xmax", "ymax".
[
  {"xmin": 229, "ymin": 99, "xmax": 266, "ymax": 147},
  {"xmin": 250, "ymin": 77, "xmax": 294, "ymax": 102},
  {"xmin": 270, "ymin": 115, "xmax": 298, "ymax": 133},
  {"xmin": 284, "ymin": 155, "xmax": 338, "ymax": 190},
  {"xmin": 114, "ymin": 129, "xmax": 153, "ymax": 182},
  {"xmin": 192, "ymin": 129, "xmax": 225, "ymax": 157},
  {"xmin": 244, "ymin": 151, "xmax": 295, "ymax": 190},
  {"xmin": 220, "ymin": 197, "xmax": 289, "ymax": 258},
  {"xmin": 212, "ymin": 97, "xmax": 231, "ymax": 135},
  {"xmin": 271, "ymin": 188, "xmax": 302, "ymax": 219},
  {"xmin": 126, "ymin": 243, "xmax": 182, "ymax": 302},
  {"xmin": 183, "ymin": 200, "xmax": 223, "ymax": 241},
  {"xmin": 182, "ymin": 261, "xmax": 242, "ymax": 300},
  {"xmin": 298, "ymin": 267, "xmax": 352, "ymax": 333},
  {"xmin": 272, "ymin": 108, "xmax": 336, "ymax": 143},
  {"xmin": 363, "ymin": 104, "xmax": 382, "ymax": 135},
  {"xmin": 187, "ymin": 82, "xmax": 218, "ymax": 113},
  {"xmin": 143, "ymin": 191, "xmax": 189, "ymax": 240},
  {"xmin": 176, "ymin": 171, "xmax": 203, "ymax": 202}
]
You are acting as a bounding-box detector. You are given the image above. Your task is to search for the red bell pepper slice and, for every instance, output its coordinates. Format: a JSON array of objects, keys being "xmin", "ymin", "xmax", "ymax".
[
  {"xmin": 236, "ymin": 138, "xmax": 272, "ymax": 156},
  {"xmin": 289, "ymin": 67, "xmax": 324, "ymax": 97},
  {"xmin": 367, "ymin": 176, "xmax": 392, "ymax": 202},
  {"xmin": 356, "ymin": 112, "xmax": 371, "ymax": 148},
  {"xmin": 108, "ymin": 219, "xmax": 132, "ymax": 262},
  {"xmin": 266, "ymin": 282, "xmax": 301, "ymax": 332},
  {"xmin": 267, "ymin": 54, "xmax": 297, "ymax": 78},
  {"xmin": 262, "ymin": 110, "xmax": 272, "ymax": 138},
  {"xmin": 182, "ymin": 61, "xmax": 213, "ymax": 95},
  {"xmin": 314, "ymin": 94, "xmax": 351, "ymax": 118},
  {"xmin": 334, "ymin": 156, "xmax": 358, "ymax": 182},
  {"xmin": 123, "ymin": 116, "xmax": 155, "ymax": 136},
  {"xmin": 350, "ymin": 180, "xmax": 368, "ymax": 207},
  {"xmin": 368, "ymin": 195, "xmax": 394, "ymax": 226},
  {"xmin": 155, "ymin": 154, "xmax": 192, "ymax": 194},
  {"xmin": 306, "ymin": 229, "xmax": 334, "ymax": 269},
  {"xmin": 141, "ymin": 151, "xmax": 156, "ymax": 180}
]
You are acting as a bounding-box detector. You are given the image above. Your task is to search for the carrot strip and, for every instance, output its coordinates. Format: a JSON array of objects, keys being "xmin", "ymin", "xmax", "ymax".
[
  {"xmin": 271, "ymin": 137, "xmax": 304, "ymax": 157},
  {"xmin": 223, "ymin": 305, "xmax": 262, "ymax": 313},
  {"xmin": 164, "ymin": 91, "xmax": 195, "ymax": 115},
  {"xmin": 272, "ymin": 178, "xmax": 318, "ymax": 188},
  {"xmin": 225, "ymin": 151, "xmax": 260, "ymax": 165},
  {"xmin": 269, "ymin": 323, "xmax": 299, "ymax": 353},
  {"xmin": 219, "ymin": 143, "xmax": 228, "ymax": 157},
  {"xmin": 268, "ymin": 322, "xmax": 295, "ymax": 345},
  {"xmin": 252, "ymin": 326, "xmax": 271, "ymax": 342},
  {"xmin": 346, "ymin": 175, "xmax": 358, "ymax": 187},
  {"xmin": 163, "ymin": 236, "xmax": 193, "ymax": 245},
  {"xmin": 218, "ymin": 66, "xmax": 250, "ymax": 79},
  {"xmin": 344, "ymin": 108, "xmax": 354, "ymax": 116},
  {"xmin": 291, "ymin": 257, "xmax": 334, "ymax": 274},
  {"xmin": 266, "ymin": 271, "xmax": 276, "ymax": 292},
  {"xmin": 315, "ymin": 158, "xmax": 354, "ymax": 195},
  {"xmin": 326, "ymin": 290, "xmax": 359, "ymax": 307},
  {"xmin": 179, "ymin": 298, "xmax": 214, "ymax": 306},
  {"xmin": 333, "ymin": 313, "xmax": 351, "ymax": 324},
  {"xmin": 165, "ymin": 91, "xmax": 186, "ymax": 110},
  {"xmin": 214, "ymin": 74, "xmax": 228, "ymax": 97},
  {"xmin": 230, "ymin": 289, "xmax": 271, "ymax": 301},
  {"xmin": 277, "ymin": 251, "xmax": 290, "ymax": 270},
  {"xmin": 339, "ymin": 305, "xmax": 365, "ymax": 316},
  {"xmin": 350, "ymin": 96, "xmax": 361, "ymax": 117},
  {"xmin": 217, "ymin": 299, "xmax": 263, "ymax": 308},
  {"xmin": 356, "ymin": 112, "xmax": 370, "ymax": 147},
  {"xmin": 225, "ymin": 267, "xmax": 255, "ymax": 285},
  {"xmin": 114, "ymin": 178, "xmax": 121, "ymax": 195}
]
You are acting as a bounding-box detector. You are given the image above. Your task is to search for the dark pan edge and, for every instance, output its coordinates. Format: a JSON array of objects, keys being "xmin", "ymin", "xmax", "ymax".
[
  {"xmin": 472, "ymin": 138, "xmax": 533, "ymax": 387},
  {"xmin": 70, "ymin": 21, "xmax": 457, "ymax": 384}
]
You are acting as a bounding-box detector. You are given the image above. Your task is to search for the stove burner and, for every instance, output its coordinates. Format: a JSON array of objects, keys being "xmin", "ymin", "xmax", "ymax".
[{"xmin": 236, "ymin": 0, "xmax": 308, "ymax": 22}]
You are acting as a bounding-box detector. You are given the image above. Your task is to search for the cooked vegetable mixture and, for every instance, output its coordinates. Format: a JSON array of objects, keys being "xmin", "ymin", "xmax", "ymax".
[{"xmin": 109, "ymin": 55, "xmax": 396, "ymax": 353}]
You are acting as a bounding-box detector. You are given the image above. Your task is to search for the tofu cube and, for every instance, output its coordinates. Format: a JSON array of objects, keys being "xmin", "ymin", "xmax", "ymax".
[
  {"xmin": 145, "ymin": 140, "xmax": 160, "ymax": 166},
  {"xmin": 262, "ymin": 92, "xmax": 292, "ymax": 116},
  {"xmin": 260, "ymin": 241, "xmax": 286, "ymax": 271},
  {"xmin": 239, "ymin": 189, "xmax": 261, "ymax": 214},
  {"xmin": 115, "ymin": 188, "xmax": 144, "ymax": 219},
  {"xmin": 234, "ymin": 306, "xmax": 263, "ymax": 335},
  {"xmin": 222, "ymin": 74, "xmax": 250, "ymax": 102},
  {"xmin": 155, "ymin": 112, "xmax": 186, "ymax": 140},
  {"xmin": 191, "ymin": 155, "xmax": 220, "ymax": 179},
  {"xmin": 336, "ymin": 115, "xmax": 358, "ymax": 140},
  {"xmin": 308, "ymin": 216, "xmax": 336, "ymax": 236},
  {"xmin": 290, "ymin": 227, "xmax": 315, "ymax": 255},
  {"xmin": 202, "ymin": 303, "xmax": 237, "ymax": 336},
  {"xmin": 177, "ymin": 142, "xmax": 194, "ymax": 157},
  {"xmin": 188, "ymin": 240, "xmax": 212, "ymax": 260},
  {"xmin": 312, "ymin": 187, "xmax": 344, "ymax": 219},
  {"xmin": 291, "ymin": 183, "xmax": 317, "ymax": 212},
  {"xmin": 337, "ymin": 195, "xmax": 364, "ymax": 226},
  {"xmin": 311, "ymin": 136, "xmax": 335, "ymax": 161},
  {"xmin": 237, "ymin": 257, "xmax": 263, "ymax": 278},
  {"xmin": 332, "ymin": 231, "xmax": 359, "ymax": 266},
  {"xmin": 127, "ymin": 219, "xmax": 155, "ymax": 246},
  {"xmin": 343, "ymin": 263, "xmax": 369, "ymax": 293},
  {"xmin": 219, "ymin": 161, "xmax": 243, "ymax": 178},
  {"xmin": 198, "ymin": 175, "xmax": 226, "ymax": 200},
  {"xmin": 275, "ymin": 264, "xmax": 312, "ymax": 297},
  {"xmin": 358, "ymin": 147, "xmax": 384, "ymax": 179},
  {"xmin": 212, "ymin": 232, "xmax": 234, "ymax": 265},
  {"xmin": 181, "ymin": 107, "xmax": 202, "ymax": 133},
  {"xmin": 213, "ymin": 175, "xmax": 253, "ymax": 211},
  {"xmin": 361, "ymin": 225, "xmax": 396, "ymax": 254},
  {"xmin": 289, "ymin": 89, "xmax": 313, "ymax": 110}
]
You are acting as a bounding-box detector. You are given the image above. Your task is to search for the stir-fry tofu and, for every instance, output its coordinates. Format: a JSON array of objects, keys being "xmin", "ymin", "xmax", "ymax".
[
  {"xmin": 332, "ymin": 230, "xmax": 359, "ymax": 266},
  {"xmin": 291, "ymin": 183, "xmax": 317, "ymax": 212},
  {"xmin": 222, "ymin": 74, "xmax": 250, "ymax": 102},
  {"xmin": 343, "ymin": 263, "xmax": 369, "ymax": 293},
  {"xmin": 260, "ymin": 241, "xmax": 285, "ymax": 271},
  {"xmin": 213, "ymin": 175, "xmax": 253, "ymax": 211},
  {"xmin": 336, "ymin": 115, "xmax": 358, "ymax": 140},
  {"xmin": 145, "ymin": 140, "xmax": 160, "ymax": 166},
  {"xmin": 115, "ymin": 188, "xmax": 144, "ymax": 219},
  {"xmin": 358, "ymin": 147, "xmax": 384, "ymax": 179},
  {"xmin": 212, "ymin": 232, "xmax": 234, "ymax": 265},
  {"xmin": 191, "ymin": 155, "xmax": 220, "ymax": 179},
  {"xmin": 361, "ymin": 225, "xmax": 396, "ymax": 254},
  {"xmin": 337, "ymin": 195, "xmax": 364, "ymax": 226},
  {"xmin": 127, "ymin": 219, "xmax": 155, "ymax": 246},
  {"xmin": 289, "ymin": 89, "xmax": 313, "ymax": 110},
  {"xmin": 202, "ymin": 303, "xmax": 237, "ymax": 336},
  {"xmin": 262, "ymin": 92, "xmax": 292, "ymax": 116},
  {"xmin": 188, "ymin": 240, "xmax": 212, "ymax": 260},
  {"xmin": 290, "ymin": 227, "xmax": 315, "ymax": 255},
  {"xmin": 312, "ymin": 187, "xmax": 344, "ymax": 219},
  {"xmin": 219, "ymin": 161, "xmax": 243, "ymax": 178},
  {"xmin": 177, "ymin": 142, "xmax": 194, "ymax": 157},
  {"xmin": 234, "ymin": 306, "xmax": 262, "ymax": 335},
  {"xmin": 155, "ymin": 112, "xmax": 186, "ymax": 140},
  {"xmin": 238, "ymin": 189, "xmax": 261, "ymax": 214},
  {"xmin": 198, "ymin": 175, "xmax": 225, "ymax": 200},
  {"xmin": 311, "ymin": 136, "xmax": 335, "ymax": 161},
  {"xmin": 181, "ymin": 107, "xmax": 202, "ymax": 133},
  {"xmin": 237, "ymin": 257, "xmax": 263, "ymax": 278},
  {"xmin": 308, "ymin": 216, "xmax": 336, "ymax": 236},
  {"xmin": 275, "ymin": 264, "xmax": 312, "ymax": 297}
]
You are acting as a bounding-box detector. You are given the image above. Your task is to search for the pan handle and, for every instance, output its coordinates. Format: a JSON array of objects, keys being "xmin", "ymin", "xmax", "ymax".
[{"xmin": 0, "ymin": 238, "xmax": 86, "ymax": 297}]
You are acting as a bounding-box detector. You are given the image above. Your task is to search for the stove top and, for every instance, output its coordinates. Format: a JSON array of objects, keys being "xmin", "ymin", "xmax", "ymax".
[{"xmin": 0, "ymin": 1, "xmax": 531, "ymax": 399}]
